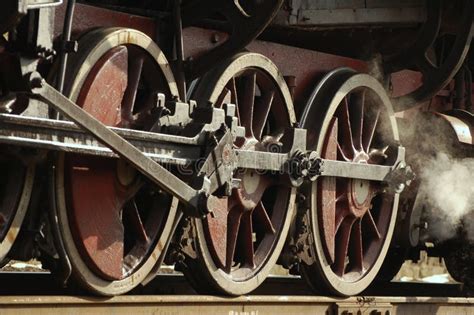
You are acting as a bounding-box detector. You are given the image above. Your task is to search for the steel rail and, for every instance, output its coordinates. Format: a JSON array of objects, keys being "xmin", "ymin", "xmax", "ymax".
[{"xmin": 0, "ymin": 294, "xmax": 472, "ymax": 315}]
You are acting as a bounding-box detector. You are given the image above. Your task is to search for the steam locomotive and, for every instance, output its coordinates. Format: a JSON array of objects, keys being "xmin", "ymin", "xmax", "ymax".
[{"xmin": 0, "ymin": 0, "xmax": 472, "ymax": 296}]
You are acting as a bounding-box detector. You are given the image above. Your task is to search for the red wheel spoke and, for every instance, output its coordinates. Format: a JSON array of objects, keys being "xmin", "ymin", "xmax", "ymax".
[
  {"xmin": 225, "ymin": 206, "xmax": 244, "ymax": 272},
  {"xmin": 124, "ymin": 201, "xmax": 149, "ymax": 244},
  {"xmin": 337, "ymin": 142, "xmax": 352, "ymax": 162},
  {"xmin": 335, "ymin": 203, "xmax": 350, "ymax": 235},
  {"xmin": 363, "ymin": 108, "xmax": 381, "ymax": 152},
  {"xmin": 350, "ymin": 90, "xmax": 365, "ymax": 151},
  {"xmin": 121, "ymin": 52, "xmax": 144, "ymax": 124},
  {"xmin": 237, "ymin": 72, "xmax": 256, "ymax": 136},
  {"xmin": 364, "ymin": 210, "xmax": 381, "ymax": 239},
  {"xmin": 239, "ymin": 212, "xmax": 255, "ymax": 268},
  {"xmin": 253, "ymin": 201, "xmax": 275, "ymax": 234},
  {"xmin": 119, "ymin": 180, "xmax": 143, "ymax": 204},
  {"xmin": 334, "ymin": 217, "xmax": 355, "ymax": 276},
  {"xmin": 349, "ymin": 219, "xmax": 364, "ymax": 272},
  {"xmin": 229, "ymin": 77, "xmax": 241, "ymax": 122},
  {"xmin": 336, "ymin": 97, "xmax": 355, "ymax": 159},
  {"xmin": 253, "ymin": 90, "xmax": 274, "ymax": 140},
  {"xmin": 335, "ymin": 193, "xmax": 347, "ymax": 203}
]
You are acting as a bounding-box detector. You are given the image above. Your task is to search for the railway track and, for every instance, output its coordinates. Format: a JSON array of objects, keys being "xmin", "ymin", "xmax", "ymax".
[
  {"xmin": 1, "ymin": 293, "xmax": 472, "ymax": 315},
  {"xmin": 0, "ymin": 273, "xmax": 472, "ymax": 314}
]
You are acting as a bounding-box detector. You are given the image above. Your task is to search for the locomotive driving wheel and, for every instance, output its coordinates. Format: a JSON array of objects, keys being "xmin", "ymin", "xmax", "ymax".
[
  {"xmin": 54, "ymin": 28, "xmax": 179, "ymax": 295},
  {"xmin": 0, "ymin": 150, "xmax": 34, "ymax": 264},
  {"xmin": 300, "ymin": 68, "xmax": 400, "ymax": 296},
  {"xmin": 183, "ymin": 53, "xmax": 296, "ymax": 295}
]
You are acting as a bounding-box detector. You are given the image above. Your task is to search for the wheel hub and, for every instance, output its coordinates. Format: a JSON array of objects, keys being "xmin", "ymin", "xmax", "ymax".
[
  {"xmin": 234, "ymin": 169, "xmax": 264, "ymax": 211},
  {"xmin": 348, "ymin": 153, "xmax": 373, "ymax": 218},
  {"xmin": 348, "ymin": 179, "xmax": 372, "ymax": 217}
]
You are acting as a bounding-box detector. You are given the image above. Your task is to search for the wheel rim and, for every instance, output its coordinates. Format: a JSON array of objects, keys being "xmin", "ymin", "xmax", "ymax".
[
  {"xmin": 190, "ymin": 53, "xmax": 296, "ymax": 294},
  {"xmin": 0, "ymin": 152, "xmax": 34, "ymax": 260},
  {"xmin": 55, "ymin": 28, "xmax": 179, "ymax": 294},
  {"xmin": 301, "ymin": 69, "xmax": 400, "ymax": 296}
]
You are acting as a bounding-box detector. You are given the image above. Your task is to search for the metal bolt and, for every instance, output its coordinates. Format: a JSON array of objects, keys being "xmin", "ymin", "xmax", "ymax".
[{"xmin": 211, "ymin": 33, "xmax": 220, "ymax": 44}]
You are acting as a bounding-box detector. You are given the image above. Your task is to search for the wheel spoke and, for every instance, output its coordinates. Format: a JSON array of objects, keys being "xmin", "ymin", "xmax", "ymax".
[
  {"xmin": 225, "ymin": 206, "xmax": 243, "ymax": 272},
  {"xmin": 363, "ymin": 210, "xmax": 381, "ymax": 239},
  {"xmin": 335, "ymin": 193, "xmax": 347, "ymax": 203},
  {"xmin": 363, "ymin": 108, "xmax": 381, "ymax": 152},
  {"xmin": 253, "ymin": 201, "xmax": 275, "ymax": 234},
  {"xmin": 348, "ymin": 219, "xmax": 364, "ymax": 272},
  {"xmin": 237, "ymin": 72, "xmax": 256, "ymax": 136},
  {"xmin": 130, "ymin": 92, "xmax": 157, "ymax": 128},
  {"xmin": 238, "ymin": 212, "xmax": 255, "ymax": 268},
  {"xmin": 350, "ymin": 90, "xmax": 365, "ymax": 151},
  {"xmin": 337, "ymin": 142, "xmax": 352, "ymax": 162},
  {"xmin": 229, "ymin": 77, "xmax": 241, "ymax": 121},
  {"xmin": 336, "ymin": 97, "xmax": 355, "ymax": 158},
  {"xmin": 253, "ymin": 90, "xmax": 274, "ymax": 140},
  {"xmin": 335, "ymin": 202, "xmax": 351, "ymax": 235},
  {"xmin": 123, "ymin": 201, "xmax": 149, "ymax": 244},
  {"xmin": 333, "ymin": 217, "xmax": 355, "ymax": 276},
  {"xmin": 121, "ymin": 51, "xmax": 144, "ymax": 124}
]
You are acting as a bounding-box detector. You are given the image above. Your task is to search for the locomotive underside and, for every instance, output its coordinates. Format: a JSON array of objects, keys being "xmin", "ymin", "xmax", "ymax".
[{"xmin": 0, "ymin": 0, "xmax": 473, "ymax": 296}]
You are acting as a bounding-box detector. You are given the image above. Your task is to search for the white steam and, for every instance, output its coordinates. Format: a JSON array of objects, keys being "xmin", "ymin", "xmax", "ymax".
[{"xmin": 418, "ymin": 153, "xmax": 474, "ymax": 242}]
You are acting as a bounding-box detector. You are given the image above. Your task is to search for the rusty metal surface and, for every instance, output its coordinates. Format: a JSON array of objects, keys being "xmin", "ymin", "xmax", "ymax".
[
  {"xmin": 54, "ymin": 2, "xmax": 157, "ymax": 39},
  {"xmin": 182, "ymin": 27, "xmax": 366, "ymax": 115}
]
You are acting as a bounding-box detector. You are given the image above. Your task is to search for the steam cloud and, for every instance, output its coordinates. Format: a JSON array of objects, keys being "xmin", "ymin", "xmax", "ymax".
[{"xmin": 418, "ymin": 153, "xmax": 474, "ymax": 242}]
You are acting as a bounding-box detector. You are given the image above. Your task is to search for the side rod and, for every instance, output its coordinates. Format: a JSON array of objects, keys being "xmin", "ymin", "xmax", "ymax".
[{"xmin": 28, "ymin": 72, "xmax": 206, "ymax": 212}]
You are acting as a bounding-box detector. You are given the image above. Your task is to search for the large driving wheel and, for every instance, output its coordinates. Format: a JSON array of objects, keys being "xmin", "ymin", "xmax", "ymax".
[
  {"xmin": 53, "ymin": 28, "xmax": 179, "ymax": 295},
  {"xmin": 182, "ymin": 53, "xmax": 296, "ymax": 295},
  {"xmin": 0, "ymin": 150, "xmax": 34, "ymax": 264},
  {"xmin": 300, "ymin": 68, "xmax": 400, "ymax": 296}
]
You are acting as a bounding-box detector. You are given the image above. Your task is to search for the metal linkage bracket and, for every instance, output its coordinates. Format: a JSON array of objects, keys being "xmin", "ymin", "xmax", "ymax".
[{"xmin": 312, "ymin": 146, "xmax": 414, "ymax": 193}]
